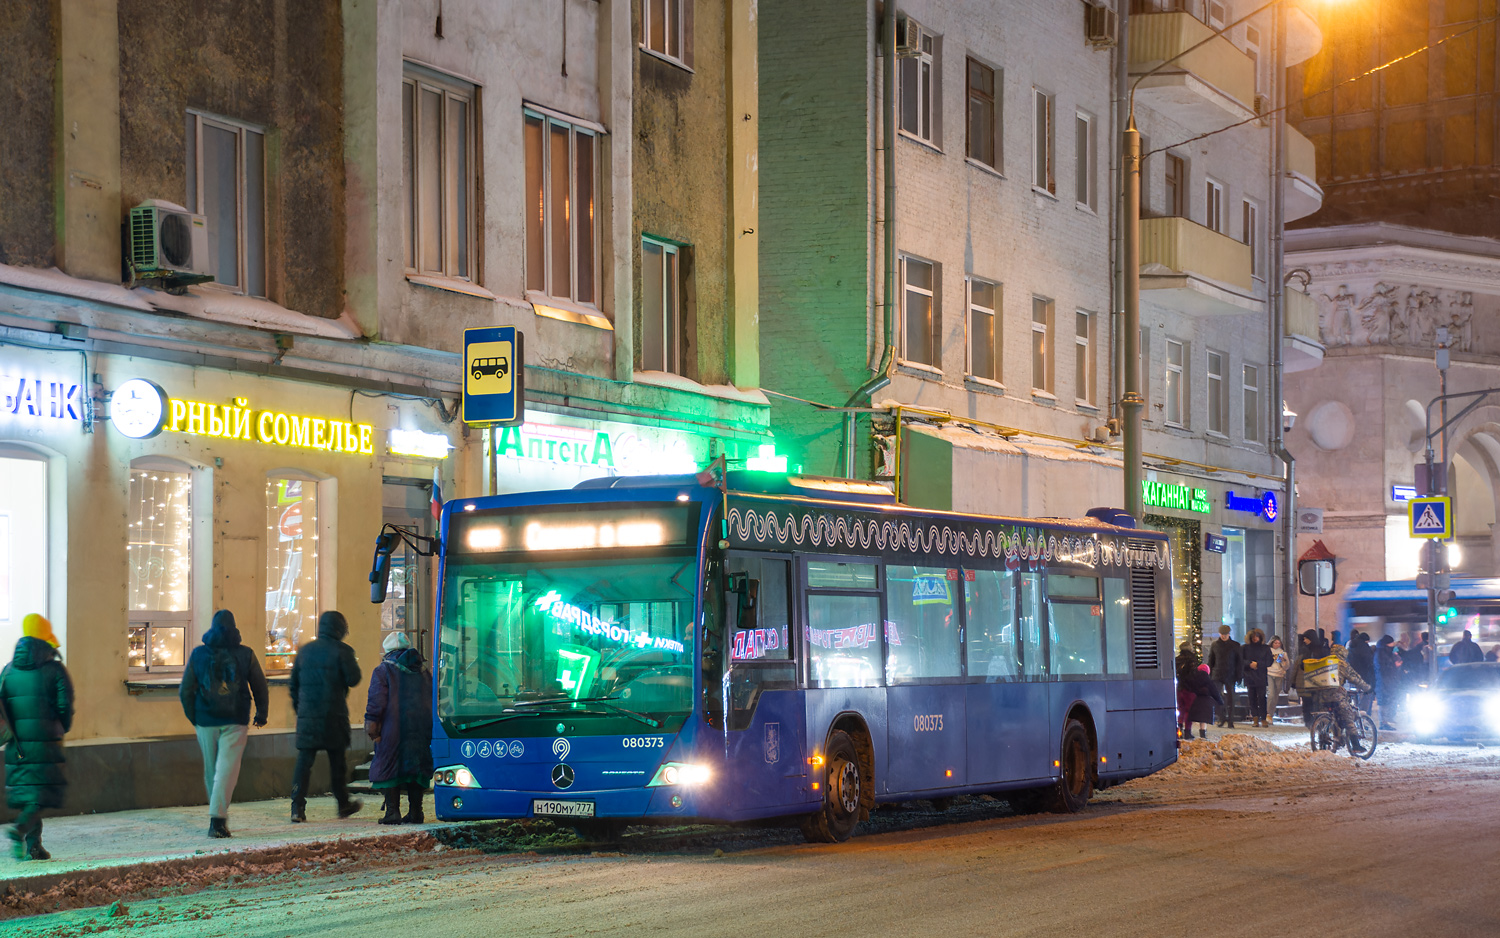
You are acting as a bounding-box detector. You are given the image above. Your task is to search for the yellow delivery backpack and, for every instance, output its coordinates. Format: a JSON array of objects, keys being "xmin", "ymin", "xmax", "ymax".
[{"xmin": 1302, "ymin": 654, "xmax": 1342, "ymax": 690}]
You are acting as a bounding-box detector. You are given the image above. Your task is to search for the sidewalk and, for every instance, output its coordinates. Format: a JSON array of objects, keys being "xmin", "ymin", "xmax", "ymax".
[{"xmin": 0, "ymin": 796, "xmax": 445, "ymax": 892}]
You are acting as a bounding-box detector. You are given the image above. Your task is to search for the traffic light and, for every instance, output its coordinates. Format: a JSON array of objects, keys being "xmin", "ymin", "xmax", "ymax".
[{"xmin": 1437, "ymin": 606, "xmax": 1458, "ymax": 625}]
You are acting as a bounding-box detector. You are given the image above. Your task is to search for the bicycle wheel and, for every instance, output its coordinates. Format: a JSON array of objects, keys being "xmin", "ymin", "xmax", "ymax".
[
  {"xmin": 1352, "ymin": 712, "xmax": 1378, "ymax": 760},
  {"xmin": 1311, "ymin": 712, "xmax": 1338, "ymax": 751}
]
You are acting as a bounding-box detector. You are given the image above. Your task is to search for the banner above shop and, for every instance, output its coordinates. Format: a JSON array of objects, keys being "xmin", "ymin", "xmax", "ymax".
[
  {"xmin": 1225, "ymin": 489, "xmax": 1279, "ymax": 523},
  {"xmin": 494, "ymin": 410, "xmax": 715, "ymax": 494},
  {"xmin": 110, "ymin": 380, "xmax": 376, "ymax": 455},
  {"xmin": 1141, "ymin": 479, "xmax": 1210, "ymax": 514},
  {"xmin": 0, "ymin": 366, "xmax": 85, "ymax": 430}
]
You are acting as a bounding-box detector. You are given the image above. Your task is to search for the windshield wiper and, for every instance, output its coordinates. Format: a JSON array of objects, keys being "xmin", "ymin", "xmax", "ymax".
[
  {"xmin": 453, "ymin": 713, "xmax": 529, "ymax": 732},
  {"xmin": 513, "ymin": 696, "xmax": 661, "ymax": 729}
]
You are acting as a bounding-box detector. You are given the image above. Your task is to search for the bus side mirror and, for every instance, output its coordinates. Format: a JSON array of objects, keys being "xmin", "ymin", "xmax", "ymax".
[
  {"xmin": 369, "ymin": 531, "xmax": 400, "ymax": 604},
  {"xmin": 727, "ymin": 574, "xmax": 759, "ymax": 630}
]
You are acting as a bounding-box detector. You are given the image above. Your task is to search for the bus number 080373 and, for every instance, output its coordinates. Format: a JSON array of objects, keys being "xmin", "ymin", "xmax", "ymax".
[
  {"xmin": 914, "ymin": 714, "xmax": 944, "ymax": 732},
  {"xmin": 623, "ymin": 737, "xmax": 665, "ymax": 748}
]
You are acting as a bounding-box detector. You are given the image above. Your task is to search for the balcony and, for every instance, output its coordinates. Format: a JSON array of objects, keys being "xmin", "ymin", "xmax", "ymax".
[
  {"xmin": 1283, "ymin": 287, "xmax": 1325, "ymax": 373},
  {"xmin": 1284, "ymin": 125, "xmax": 1324, "ymax": 222},
  {"xmin": 1284, "ymin": 3, "xmax": 1324, "ymax": 67},
  {"xmin": 1128, "ymin": 12, "xmax": 1256, "ymax": 132},
  {"xmin": 1139, "ymin": 216, "xmax": 1259, "ymax": 316}
]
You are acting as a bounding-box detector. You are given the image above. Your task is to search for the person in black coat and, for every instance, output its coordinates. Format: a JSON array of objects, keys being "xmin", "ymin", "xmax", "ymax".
[
  {"xmin": 1175, "ymin": 641, "xmax": 1200, "ymax": 682},
  {"xmin": 1183, "ymin": 664, "xmax": 1224, "ymax": 739},
  {"xmin": 1374, "ymin": 634, "xmax": 1400, "ymax": 730},
  {"xmin": 1, "ymin": 615, "xmax": 74, "ymax": 861},
  {"xmin": 288, "ymin": 610, "xmax": 363, "ymax": 822},
  {"xmin": 1206, "ymin": 625, "xmax": 1243, "ymax": 728},
  {"xmin": 180, "ymin": 609, "xmax": 269, "ymax": 838},
  {"xmin": 1347, "ymin": 632, "xmax": 1377, "ymax": 713},
  {"xmin": 1241, "ymin": 628, "xmax": 1274, "ymax": 727},
  {"xmin": 365, "ymin": 631, "xmax": 434, "ymax": 824},
  {"xmin": 1449, "ymin": 630, "xmax": 1484, "ymax": 665}
]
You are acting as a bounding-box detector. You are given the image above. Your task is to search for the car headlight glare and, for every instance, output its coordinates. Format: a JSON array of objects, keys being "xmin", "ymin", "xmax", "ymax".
[
  {"xmin": 649, "ymin": 762, "xmax": 711, "ymax": 787},
  {"xmin": 1486, "ymin": 695, "xmax": 1500, "ymax": 728},
  {"xmin": 1408, "ymin": 692, "xmax": 1446, "ymax": 730}
]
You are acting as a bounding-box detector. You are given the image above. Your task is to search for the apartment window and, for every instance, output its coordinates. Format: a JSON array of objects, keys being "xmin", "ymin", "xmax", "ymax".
[
  {"xmin": 266, "ymin": 476, "xmax": 320, "ymax": 671},
  {"xmin": 1243, "ymin": 364, "xmax": 1261, "ymax": 442},
  {"xmin": 1032, "ymin": 297, "xmax": 1053, "ymax": 393},
  {"xmin": 127, "ymin": 461, "xmax": 193, "ymax": 672},
  {"xmin": 641, "ymin": 238, "xmax": 682, "ymax": 374},
  {"xmin": 1165, "ymin": 338, "xmax": 1185, "ymax": 427},
  {"xmin": 966, "ymin": 59, "xmax": 1000, "ymax": 169},
  {"xmin": 900, "ymin": 24, "xmax": 941, "ymax": 145},
  {"xmin": 402, "ymin": 68, "xmax": 477, "ymax": 280},
  {"xmin": 903, "ymin": 257, "xmax": 940, "ymax": 367},
  {"xmin": 1075, "ymin": 112, "xmax": 1096, "ymax": 210},
  {"xmin": 641, "ymin": 0, "xmax": 693, "ymax": 67},
  {"xmin": 1164, "ymin": 154, "xmax": 1186, "ymax": 217},
  {"xmin": 1074, "ymin": 311, "xmax": 1093, "ymax": 405},
  {"xmin": 1206, "ymin": 350, "xmax": 1226, "ymax": 435},
  {"xmin": 186, "ymin": 111, "xmax": 265, "ymax": 296},
  {"xmin": 1033, "ymin": 89, "xmax": 1055, "ymax": 193},
  {"xmin": 525, "ymin": 110, "xmax": 599, "ymax": 305},
  {"xmin": 1245, "ymin": 26, "xmax": 1262, "ymax": 93},
  {"xmin": 968, "ymin": 279, "xmax": 1001, "ymax": 382},
  {"xmin": 1242, "ymin": 199, "xmax": 1261, "ymax": 278},
  {"xmin": 1205, "ymin": 179, "xmax": 1225, "ymax": 233}
]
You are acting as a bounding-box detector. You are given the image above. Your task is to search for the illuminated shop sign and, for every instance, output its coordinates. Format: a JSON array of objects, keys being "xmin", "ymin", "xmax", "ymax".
[
  {"xmin": 1226, "ymin": 489, "xmax": 1279, "ymax": 523},
  {"xmin": 1, "ymin": 369, "xmax": 83, "ymax": 427},
  {"xmin": 148, "ymin": 392, "xmax": 375, "ymax": 454},
  {"xmin": 495, "ymin": 412, "xmax": 702, "ymax": 478},
  {"xmin": 1141, "ymin": 480, "xmax": 1211, "ymax": 514},
  {"xmin": 388, "ymin": 428, "xmax": 452, "ymax": 459}
]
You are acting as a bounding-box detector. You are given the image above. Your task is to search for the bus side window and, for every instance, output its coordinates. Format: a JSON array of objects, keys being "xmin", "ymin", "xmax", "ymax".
[
  {"xmin": 1018, "ymin": 572, "xmax": 1048, "ymax": 679},
  {"xmin": 726, "ymin": 555, "xmax": 794, "ymax": 731},
  {"xmin": 1103, "ymin": 577, "xmax": 1130, "ymax": 674},
  {"xmin": 965, "ymin": 568, "xmax": 1018, "ymax": 682}
]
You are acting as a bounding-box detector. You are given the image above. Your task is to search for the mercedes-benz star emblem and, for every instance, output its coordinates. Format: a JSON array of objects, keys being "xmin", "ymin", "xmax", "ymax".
[{"xmin": 551, "ymin": 763, "xmax": 576, "ymax": 790}]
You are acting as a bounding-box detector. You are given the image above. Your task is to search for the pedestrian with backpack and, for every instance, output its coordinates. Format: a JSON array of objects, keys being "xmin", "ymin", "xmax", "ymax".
[
  {"xmin": 288, "ymin": 611, "xmax": 363, "ymax": 822},
  {"xmin": 180, "ymin": 609, "xmax": 269, "ymax": 838},
  {"xmin": 1, "ymin": 614, "xmax": 75, "ymax": 861}
]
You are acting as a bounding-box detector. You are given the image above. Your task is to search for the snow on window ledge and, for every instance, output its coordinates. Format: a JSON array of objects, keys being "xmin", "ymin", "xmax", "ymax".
[{"xmin": 144, "ymin": 286, "xmax": 363, "ymax": 340}]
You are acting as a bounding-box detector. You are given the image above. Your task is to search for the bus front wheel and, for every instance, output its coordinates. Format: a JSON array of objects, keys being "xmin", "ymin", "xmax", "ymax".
[
  {"xmin": 1046, "ymin": 718, "xmax": 1095, "ymax": 813},
  {"xmin": 800, "ymin": 730, "xmax": 863, "ymax": 843}
]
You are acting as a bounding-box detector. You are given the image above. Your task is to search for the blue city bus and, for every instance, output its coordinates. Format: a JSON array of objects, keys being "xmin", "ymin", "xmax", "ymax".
[
  {"xmin": 1340, "ymin": 577, "xmax": 1500, "ymax": 664},
  {"xmin": 410, "ymin": 470, "xmax": 1178, "ymax": 842}
]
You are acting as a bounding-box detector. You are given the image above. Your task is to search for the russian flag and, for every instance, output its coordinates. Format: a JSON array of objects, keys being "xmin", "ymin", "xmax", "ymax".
[{"xmin": 430, "ymin": 466, "xmax": 443, "ymax": 519}]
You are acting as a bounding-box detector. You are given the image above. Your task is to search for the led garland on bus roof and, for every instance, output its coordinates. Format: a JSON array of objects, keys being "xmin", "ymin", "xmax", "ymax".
[{"xmin": 533, "ymin": 590, "xmax": 685, "ymax": 653}]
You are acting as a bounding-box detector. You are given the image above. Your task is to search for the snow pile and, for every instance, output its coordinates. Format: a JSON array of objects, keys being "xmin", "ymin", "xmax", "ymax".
[{"xmin": 1098, "ymin": 734, "xmax": 1381, "ymax": 805}]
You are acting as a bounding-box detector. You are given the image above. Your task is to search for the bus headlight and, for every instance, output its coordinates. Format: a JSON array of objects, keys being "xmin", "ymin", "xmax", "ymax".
[
  {"xmin": 1408, "ymin": 692, "xmax": 1446, "ymax": 733},
  {"xmin": 1486, "ymin": 695, "xmax": 1500, "ymax": 731},
  {"xmin": 649, "ymin": 762, "xmax": 711, "ymax": 786},
  {"xmin": 434, "ymin": 765, "xmax": 481, "ymax": 789}
]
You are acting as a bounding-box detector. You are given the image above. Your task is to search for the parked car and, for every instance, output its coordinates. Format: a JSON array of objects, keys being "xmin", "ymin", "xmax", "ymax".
[{"xmin": 1407, "ymin": 662, "xmax": 1500, "ymax": 742}]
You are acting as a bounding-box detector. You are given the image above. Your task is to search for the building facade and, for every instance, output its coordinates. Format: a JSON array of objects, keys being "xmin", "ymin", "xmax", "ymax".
[
  {"xmin": 757, "ymin": 0, "xmax": 1323, "ymax": 652},
  {"xmin": 0, "ymin": 0, "xmax": 766, "ymax": 813},
  {"xmin": 1286, "ymin": 0, "xmax": 1500, "ymax": 654}
]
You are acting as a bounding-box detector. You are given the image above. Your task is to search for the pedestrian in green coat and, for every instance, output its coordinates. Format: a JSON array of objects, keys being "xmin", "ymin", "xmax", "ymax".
[{"xmin": 1, "ymin": 614, "xmax": 75, "ymax": 861}]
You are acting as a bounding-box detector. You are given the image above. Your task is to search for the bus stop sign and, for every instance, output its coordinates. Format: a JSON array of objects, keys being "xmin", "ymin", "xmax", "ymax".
[
  {"xmin": 1408, "ymin": 496, "xmax": 1452, "ymax": 539},
  {"xmin": 462, "ymin": 326, "xmax": 524, "ymax": 427}
]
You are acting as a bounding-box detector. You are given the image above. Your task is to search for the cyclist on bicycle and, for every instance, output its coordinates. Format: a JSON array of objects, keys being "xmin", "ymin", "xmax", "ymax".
[{"xmin": 1288, "ymin": 632, "xmax": 1372, "ymax": 752}]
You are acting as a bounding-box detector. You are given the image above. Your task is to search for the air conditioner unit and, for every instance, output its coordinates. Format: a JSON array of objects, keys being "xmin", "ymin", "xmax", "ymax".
[
  {"xmin": 1085, "ymin": 3, "xmax": 1118, "ymax": 47},
  {"xmin": 128, "ymin": 200, "xmax": 211, "ymax": 281},
  {"xmin": 896, "ymin": 15, "xmax": 921, "ymax": 57}
]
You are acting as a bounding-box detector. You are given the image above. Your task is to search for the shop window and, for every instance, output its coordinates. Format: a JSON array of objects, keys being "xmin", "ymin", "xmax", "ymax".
[
  {"xmin": 965, "ymin": 568, "xmax": 1018, "ymax": 680},
  {"xmin": 525, "ymin": 109, "xmax": 599, "ymax": 306},
  {"xmin": 265, "ymin": 475, "xmax": 320, "ymax": 670},
  {"xmin": 0, "ymin": 453, "xmax": 49, "ymax": 668},
  {"xmin": 884, "ymin": 565, "xmax": 962, "ymax": 681},
  {"xmin": 186, "ymin": 111, "xmax": 266, "ymax": 296},
  {"xmin": 127, "ymin": 459, "xmax": 193, "ymax": 672},
  {"xmin": 403, "ymin": 65, "xmax": 477, "ymax": 280}
]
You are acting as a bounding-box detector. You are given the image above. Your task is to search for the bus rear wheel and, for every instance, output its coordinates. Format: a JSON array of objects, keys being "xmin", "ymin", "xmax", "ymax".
[
  {"xmin": 800, "ymin": 730, "xmax": 864, "ymax": 843},
  {"xmin": 1046, "ymin": 718, "xmax": 1095, "ymax": 814}
]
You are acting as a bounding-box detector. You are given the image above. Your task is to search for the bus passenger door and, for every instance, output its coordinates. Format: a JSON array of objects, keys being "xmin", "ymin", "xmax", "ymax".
[{"xmin": 723, "ymin": 553, "xmax": 808, "ymax": 814}]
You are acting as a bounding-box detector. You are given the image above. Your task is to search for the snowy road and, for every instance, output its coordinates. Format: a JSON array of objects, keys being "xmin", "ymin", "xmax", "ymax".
[{"xmin": 9, "ymin": 735, "xmax": 1500, "ymax": 938}]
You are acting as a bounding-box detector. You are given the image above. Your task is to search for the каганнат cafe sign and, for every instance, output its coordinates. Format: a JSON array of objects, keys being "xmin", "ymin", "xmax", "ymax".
[{"xmin": 110, "ymin": 379, "xmax": 375, "ymax": 454}]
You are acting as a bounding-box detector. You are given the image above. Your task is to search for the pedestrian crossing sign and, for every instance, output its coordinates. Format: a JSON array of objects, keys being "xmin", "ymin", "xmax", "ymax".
[{"xmin": 1409, "ymin": 496, "xmax": 1452, "ymax": 539}]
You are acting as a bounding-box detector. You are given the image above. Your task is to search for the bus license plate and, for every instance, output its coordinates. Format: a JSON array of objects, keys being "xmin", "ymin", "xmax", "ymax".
[{"xmin": 533, "ymin": 799, "xmax": 596, "ymax": 818}]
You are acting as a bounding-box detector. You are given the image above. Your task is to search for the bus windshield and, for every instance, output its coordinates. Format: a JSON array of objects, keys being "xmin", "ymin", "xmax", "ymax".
[{"xmin": 438, "ymin": 552, "xmax": 698, "ymax": 732}]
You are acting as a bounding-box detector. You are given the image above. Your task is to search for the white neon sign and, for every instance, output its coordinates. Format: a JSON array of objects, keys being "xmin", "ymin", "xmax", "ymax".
[{"xmin": 389, "ymin": 428, "xmax": 452, "ymax": 459}]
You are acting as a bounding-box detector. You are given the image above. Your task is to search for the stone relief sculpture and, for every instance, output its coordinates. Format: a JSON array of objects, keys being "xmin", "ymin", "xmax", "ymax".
[{"xmin": 1318, "ymin": 281, "xmax": 1474, "ymax": 351}]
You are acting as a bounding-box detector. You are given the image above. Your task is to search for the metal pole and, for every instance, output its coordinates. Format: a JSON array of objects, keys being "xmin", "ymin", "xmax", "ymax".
[
  {"xmin": 1270, "ymin": 3, "xmax": 1295, "ymax": 649},
  {"xmin": 1433, "ymin": 337, "xmax": 1450, "ymax": 691},
  {"xmin": 1122, "ymin": 117, "xmax": 1143, "ymax": 519},
  {"xmin": 1111, "ymin": 1, "xmax": 1130, "ymax": 431}
]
